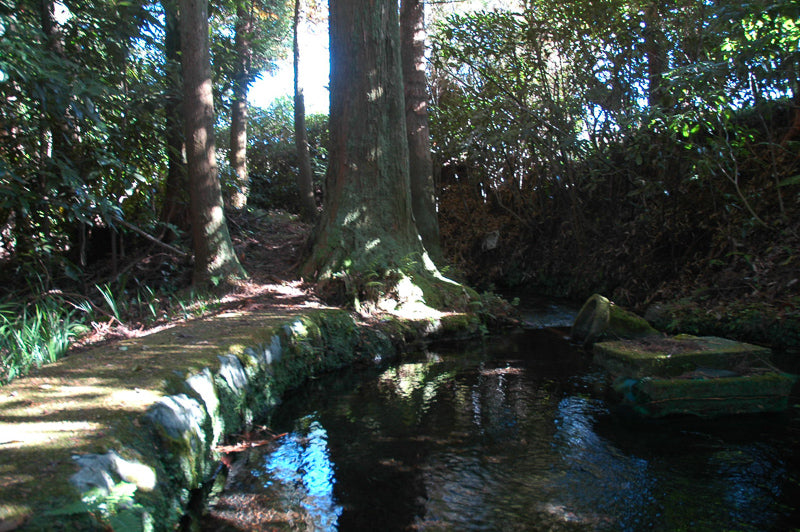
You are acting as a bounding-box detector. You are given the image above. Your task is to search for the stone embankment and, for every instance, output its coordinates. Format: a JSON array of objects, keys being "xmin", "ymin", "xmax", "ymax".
[{"xmin": 0, "ymin": 306, "xmax": 480, "ymax": 531}]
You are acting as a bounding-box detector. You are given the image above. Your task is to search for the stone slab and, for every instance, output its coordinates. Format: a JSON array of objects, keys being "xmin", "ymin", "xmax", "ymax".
[
  {"xmin": 593, "ymin": 335, "xmax": 773, "ymax": 379},
  {"xmin": 615, "ymin": 371, "xmax": 797, "ymax": 418}
]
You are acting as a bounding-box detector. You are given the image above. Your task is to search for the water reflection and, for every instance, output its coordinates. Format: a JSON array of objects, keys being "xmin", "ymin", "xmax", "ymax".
[
  {"xmin": 259, "ymin": 418, "xmax": 342, "ymax": 530},
  {"xmin": 550, "ymin": 396, "xmax": 653, "ymax": 530},
  {"xmin": 204, "ymin": 329, "xmax": 800, "ymax": 531}
]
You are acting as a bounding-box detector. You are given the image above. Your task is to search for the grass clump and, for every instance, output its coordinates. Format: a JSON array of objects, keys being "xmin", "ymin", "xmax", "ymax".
[
  {"xmin": 0, "ymin": 280, "xmax": 227, "ymax": 385},
  {"xmin": 0, "ymin": 293, "xmax": 89, "ymax": 384}
]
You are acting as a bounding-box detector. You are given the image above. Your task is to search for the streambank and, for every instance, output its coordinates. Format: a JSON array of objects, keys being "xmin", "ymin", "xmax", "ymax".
[{"xmin": 0, "ymin": 306, "xmax": 485, "ymax": 531}]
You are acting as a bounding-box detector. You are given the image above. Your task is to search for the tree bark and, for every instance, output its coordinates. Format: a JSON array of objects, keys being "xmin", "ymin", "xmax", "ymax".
[
  {"xmin": 180, "ymin": 0, "xmax": 246, "ymax": 285},
  {"xmin": 228, "ymin": 0, "xmax": 252, "ymax": 210},
  {"xmin": 643, "ymin": 2, "xmax": 669, "ymax": 109},
  {"xmin": 303, "ymin": 0, "xmax": 465, "ymax": 311},
  {"xmin": 34, "ymin": 0, "xmax": 73, "ymax": 255},
  {"xmin": 294, "ymin": 0, "xmax": 317, "ymax": 222},
  {"xmin": 401, "ymin": 0, "xmax": 441, "ymax": 261},
  {"xmin": 159, "ymin": 0, "xmax": 189, "ymax": 241}
]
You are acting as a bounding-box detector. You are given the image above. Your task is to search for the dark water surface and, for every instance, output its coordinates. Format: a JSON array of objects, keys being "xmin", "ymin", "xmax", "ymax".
[{"xmin": 203, "ymin": 318, "xmax": 800, "ymax": 531}]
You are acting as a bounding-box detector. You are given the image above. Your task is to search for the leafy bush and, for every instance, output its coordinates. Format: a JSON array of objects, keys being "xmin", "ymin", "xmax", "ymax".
[
  {"xmin": 429, "ymin": 1, "xmax": 800, "ymax": 320},
  {"xmin": 223, "ymin": 98, "xmax": 328, "ymax": 213}
]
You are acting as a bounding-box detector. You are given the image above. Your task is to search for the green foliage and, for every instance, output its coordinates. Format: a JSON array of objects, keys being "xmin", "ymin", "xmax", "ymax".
[
  {"xmin": 0, "ymin": 0, "xmax": 167, "ymax": 281},
  {"xmin": 210, "ymin": 0, "xmax": 293, "ymax": 113},
  {"xmin": 238, "ymin": 98, "xmax": 328, "ymax": 213},
  {"xmin": 0, "ymin": 290, "xmax": 89, "ymax": 384},
  {"xmin": 96, "ymin": 283, "xmax": 122, "ymax": 323},
  {"xmin": 430, "ymin": 0, "xmax": 800, "ymax": 324},
  {"xmin": 0, "ymin": 273, "xmax": 233, "ymax": 384},
  {"xmin": 0, "ymin": 0, "xmax": 297, "ymax": 286}
]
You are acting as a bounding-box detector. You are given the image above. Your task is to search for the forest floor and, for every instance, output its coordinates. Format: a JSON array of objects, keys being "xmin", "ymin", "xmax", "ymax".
[{"xmin": 69, "ymin": 208, "xmax": 323, "ymax": 352}]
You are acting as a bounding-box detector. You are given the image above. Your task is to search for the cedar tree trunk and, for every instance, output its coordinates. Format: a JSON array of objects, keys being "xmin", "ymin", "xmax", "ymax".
[
  {"xmin": 180, "ymin": 0, "xmax": 246, "ymax": 285},
  {"xmin": 644, "ymin": 2, "xmax": 669, "ymax": 109},
  {"xmin": 303, "ymin": 0, "xmax": 466, "ymax": 311},
  {"xmin": 159, "ymin": 0, "xmax": 188, "ymax": 240},
  {"xmin": 400, "ymin": 0, "xmax": 441, "ymax": 261},
  {"xmin": 228, "ymin": 0, "xmax": 252, "ymax": 210}
]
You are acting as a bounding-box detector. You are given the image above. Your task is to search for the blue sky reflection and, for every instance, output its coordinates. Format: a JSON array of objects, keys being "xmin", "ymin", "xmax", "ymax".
[{"xmin": 264, "ymin": 417, "xmax": 342, "ymax": 530}]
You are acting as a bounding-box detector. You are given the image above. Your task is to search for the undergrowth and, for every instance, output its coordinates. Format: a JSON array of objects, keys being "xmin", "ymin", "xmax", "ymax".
[
  {"xmin": 0, "ymin": 293, "xmax": 89, "ymax": 384},
  {"xmin": 0, "ymin": 283, "xmax": 222, "ymax": 385}
]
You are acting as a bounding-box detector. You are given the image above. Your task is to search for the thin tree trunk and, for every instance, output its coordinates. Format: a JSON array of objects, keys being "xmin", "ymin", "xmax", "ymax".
[
  {"xmin": 644, "ymin": 2, "xmax": 669, "ymax": 109},
  {"xmin": 294, "ymin": 0, "xmax": 317, "ymax": 221},
  {"xmin": 180, "ymin": 0, "xmax": 246, "ymax": 285},
  {"xmin": 228, "ymin": 0, "xmax": 252, "ymax": 210},
  {"xmin": 401, "ymin": 0, "xmax": 441, "ymax": 261},
  {"xmin": 159, "ymin": 0, "xmax": 188, "ymax": 241},
  {"xmin": 35, "ymin": 0, "xmax": 74, "ymax": 256}
]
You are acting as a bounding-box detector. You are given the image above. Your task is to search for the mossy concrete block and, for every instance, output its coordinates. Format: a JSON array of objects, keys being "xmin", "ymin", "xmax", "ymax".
[
  {"xmin": 144, "ymin": 393, "xmax": 212, "ymax": 489},
  {"xmin": 616, "ymin": 372, "xmax": 798, "ymax": 418},
  {"xmin": 215, "ymin": 353, "xmax": 252, "ymax": 429},
  {"xmin": 593, "ymin": 335, "xmax": 773, "ymax": 378},
  {"xmin": 217, "ymin": 354, "xmax": 249, "ymax": 395},
  {"xmin": 145, "ymin": 394, "xmax": 208, "ymax": 447},
  {"xmin": 70, "ymin": 451, "xmax": 156, "ymax": 495}
]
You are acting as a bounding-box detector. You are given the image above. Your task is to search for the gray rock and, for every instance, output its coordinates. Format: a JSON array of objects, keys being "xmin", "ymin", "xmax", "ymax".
[
  {"xmin": 70, "ymin": 451, "xmax": 157, "ymax": 494},
  {"xmin": 185, "ymin": 369, "xmax": 222, "ymax": 442},
  {"xmin": 145, "ymin": 393, "xmax": 206, "ymax": 442},
  {"xmin": 217, "ymin": 354, "xmax": 248, "ymax": 395}
]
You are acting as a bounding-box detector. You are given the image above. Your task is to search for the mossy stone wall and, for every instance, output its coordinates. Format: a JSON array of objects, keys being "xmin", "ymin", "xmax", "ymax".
[{"xmin": 66, "ymin": 309, "xmax": 399, "ymax": 531}]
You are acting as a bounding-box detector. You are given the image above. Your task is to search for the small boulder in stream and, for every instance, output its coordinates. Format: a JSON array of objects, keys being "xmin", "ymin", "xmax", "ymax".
[{"xmin": 570, "ymin": 293, "xmax": 658, "ymax": 346}]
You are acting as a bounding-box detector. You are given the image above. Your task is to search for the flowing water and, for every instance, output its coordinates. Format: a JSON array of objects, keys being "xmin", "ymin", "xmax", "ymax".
[{"xmin": 202, "ymin": 303, "xmax": 800, "ymax": 531}]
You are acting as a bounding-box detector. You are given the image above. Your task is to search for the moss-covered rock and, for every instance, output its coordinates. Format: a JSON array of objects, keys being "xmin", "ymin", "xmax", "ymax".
[
  {"xmin": 645, "ymin": 299, "xmax": 800, "ymax": 351},
  {"xmin": 571, "ymin": 293, "xmax": 659, "ymax": 346}
]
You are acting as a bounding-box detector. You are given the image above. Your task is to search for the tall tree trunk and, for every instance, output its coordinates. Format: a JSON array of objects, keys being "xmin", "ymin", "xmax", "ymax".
[
  {"xmin": 400, "ymin": 0, "xmax": 441, "ymax": 261},
  {"xmin": 303, "ymin": 0, "xmax": 465, "ymax": 311},
  {"xmin": 294, "ymin": 0, "xmax": 317, "ymax": 222},
  {"xmin": 643, "ymin": 2, "xmax": 669, "ymax": 109},
  {"xmin": 159, "ymin": 0, "xmax": 188, "ymax": 241},
  {"xmin": 228, "ymin": 0, "xmax": 252, "ymax": 210},
  {"xmin": 180, "ymin": 0, "xmax": 246, "ymax": 286},
  {"xmin": 39, "ymin": 0, "xmax": 75, "ymax": 163}
]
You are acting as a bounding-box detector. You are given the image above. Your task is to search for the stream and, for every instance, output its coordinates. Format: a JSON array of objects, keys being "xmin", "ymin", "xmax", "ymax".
[{"xmin": 201, "ymin": 300, "xmax": 800, "ymax": 531}]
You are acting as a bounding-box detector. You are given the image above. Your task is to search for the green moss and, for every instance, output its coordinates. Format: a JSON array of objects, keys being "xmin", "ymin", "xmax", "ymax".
[
  {"xmin": 594, "ymin": 336, "xmax": 774, "ymax": 378},
  {"xmin": 623, "ymin": 372, "xmax": 798, "ymax": 418},
  {"xmin": 647, "ymin": 299, "xmax": 800, "ymax": 351},
  {"xmin": 411, "ymin": 271, "xmax": 478, "ymax": 312},
  {"xmin": 438, "ymin": 313, "xmax": 481, "ymax": 337},
  {"xmin": 573, "ymin": 294, "xmax": 658, "ymax": 346},
  {"xmin": 607, "ymin": 306, "xmax": 658, "ymax": 338}
]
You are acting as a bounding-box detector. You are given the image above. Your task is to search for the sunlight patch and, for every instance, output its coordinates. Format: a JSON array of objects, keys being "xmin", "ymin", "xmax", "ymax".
[{"xmin": 1, "ymin": 421, "xmax": 103, "ymax": 448}]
